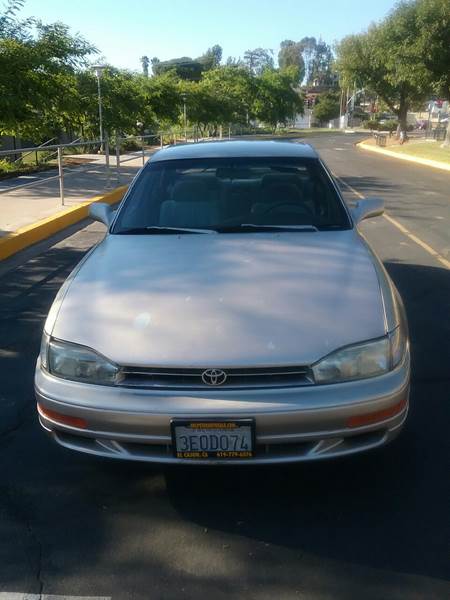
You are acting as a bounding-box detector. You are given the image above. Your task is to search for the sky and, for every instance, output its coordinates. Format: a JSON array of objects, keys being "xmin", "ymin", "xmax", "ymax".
[{"xmin": 20, "ymin": 0, "xmax": 398, "ymax": 71}]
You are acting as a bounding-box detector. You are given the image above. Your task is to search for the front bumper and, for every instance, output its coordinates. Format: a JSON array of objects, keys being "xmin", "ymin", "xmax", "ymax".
[{"xmin": 35, "ymin": 354, "xmax": 410, "ymax": 464}]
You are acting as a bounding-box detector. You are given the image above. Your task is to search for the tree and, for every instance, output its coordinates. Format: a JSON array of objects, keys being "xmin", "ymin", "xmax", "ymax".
[
  {"xmin": 414, "ymin": 0, "xmax": 450, "ymax": 145},
  {"xmin": 336, "ymin": 2, "xmax": 432, "ymax": 133},
  {"xmin": 75, "ymin": 67, "xmax": 146, "ymax": 138},
  {"xmin": 151, "ymin": 56, "xmax": 160, "ymax": 75},
  {"xmin": 313, "ymin": 92, "xmax": 340, "ymax": 124},
  {"xmin": 278, "ymin": 40, "xmax": 305, "ymax": 84},
  {"xmin": 0, "ymin": 4, "xmax": 96, "ymax": 139},
  {"xmin": 0, "ymin": 0, "xmax": 26, "ymax": 37},
  {"xmin": 198, "ymin": 44, "xmax": 222, "ymax": 70},
  {"xmin": 308, "ymin": 39, "xmax": 335, "ymax": 86},
  {"xmin": 201, "ymin": 65, "xmax": 255, "ymax": 125},
  {"xmin": 253, "ymin": 67, "xmax": 303, "ymax": 130},
  {"xmin": 299, "ymin": 37, "xmax": 316, "ymax": 83},
  {"xmin": 140, "ymin": 55, "xmax": 149, "ymax": 77},
  {"xmin": 141, "ymin": 70, "xmax": 182, "ymax": 127},
  {"xmin": 243, "ymin": 47, "xmax": 274, "ymax": 75},
  {"xmin": 225, "ymin": 56, "xmax": 245, "ymax": 68},
  {"xmin": 151, "ymin": 56, "xmax": 204, "ymax": 80}
]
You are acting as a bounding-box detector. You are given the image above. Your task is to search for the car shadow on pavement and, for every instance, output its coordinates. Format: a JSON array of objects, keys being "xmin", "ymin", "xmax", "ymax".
[
  {"xmin": 0, "ymin": 243, "xmax": 449, "ymax": 598},
  {"xmin": 164, "ymin": 260, "xmax": 450, "ymax": 586},
  {"xmin": 338, "ymin": 175, "xmax": 402, "ymax": 199}
]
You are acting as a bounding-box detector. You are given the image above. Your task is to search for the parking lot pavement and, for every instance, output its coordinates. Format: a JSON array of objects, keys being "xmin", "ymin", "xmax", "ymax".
[{"xmin": 0, "ymin": 135, "xmax": 449, "ymax": 599}]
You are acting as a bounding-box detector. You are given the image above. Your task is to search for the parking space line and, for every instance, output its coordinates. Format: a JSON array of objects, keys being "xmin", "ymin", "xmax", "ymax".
[
  {"xmin": 334, "ymin": 174, "xmax": 450, "ymax": 270},
  {"xmin": 0, "ymin": 594, "xmax": 111, "ymax": 599}
]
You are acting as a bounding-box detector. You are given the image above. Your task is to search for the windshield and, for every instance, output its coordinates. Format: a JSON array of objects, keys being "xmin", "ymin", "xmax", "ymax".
[{"xmin": 112, "ymin": 157, "xmax": 351, "ymax": 233}]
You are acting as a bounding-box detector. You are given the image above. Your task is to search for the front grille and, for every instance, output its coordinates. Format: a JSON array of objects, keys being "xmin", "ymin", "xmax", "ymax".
[{"xmin": 118, "ymin": 365, "xmax": 313, "ymax": 390}]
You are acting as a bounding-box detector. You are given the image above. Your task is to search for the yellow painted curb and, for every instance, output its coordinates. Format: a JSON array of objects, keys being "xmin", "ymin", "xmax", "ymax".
[
  {"xmin": 0, "ymin": 185, "xmax": 128, "ymax": 261},
  {"xmin": 357, "ymin": 140, "xmax": 450, "ymax": 173}
]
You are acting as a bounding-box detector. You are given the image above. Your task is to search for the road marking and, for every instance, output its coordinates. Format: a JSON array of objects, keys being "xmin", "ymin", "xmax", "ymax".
[
  {"xmin": 0, "ymin": 595, "xmax": 110, "ymax": 599},
  {"xmin": 334, "ymin": 174, "xmax": 450, "ymax": 270}
]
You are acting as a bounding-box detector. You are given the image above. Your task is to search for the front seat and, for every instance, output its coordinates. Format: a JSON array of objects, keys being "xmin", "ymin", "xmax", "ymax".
[
  {"xmin": 251, "ymin": 181, "xmax": 304, "ymax": 217},
  {"xmin": 159, "ymin": 179, "xmax": 219, "ymax": 228}
]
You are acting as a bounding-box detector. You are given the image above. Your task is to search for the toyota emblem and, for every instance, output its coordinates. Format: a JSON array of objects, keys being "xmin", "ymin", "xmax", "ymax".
[{"xmin": 201, "ymin": 368, "xmax": 227, "ymax": 386}]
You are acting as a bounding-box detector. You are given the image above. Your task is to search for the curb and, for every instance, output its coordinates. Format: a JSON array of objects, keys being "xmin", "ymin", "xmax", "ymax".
[
  {"xmin": 0, "ymin": 185, "xmax": 128, "ymax": 261},
  {"xmin": 357, "ymin": 141, "xmax": 450, "ymax": 173}
]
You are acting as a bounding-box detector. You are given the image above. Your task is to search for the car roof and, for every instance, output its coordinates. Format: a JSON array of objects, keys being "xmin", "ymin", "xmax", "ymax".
[{"xmin": 150, "ymin": 140, "xmax": 318, "ymax": 162}]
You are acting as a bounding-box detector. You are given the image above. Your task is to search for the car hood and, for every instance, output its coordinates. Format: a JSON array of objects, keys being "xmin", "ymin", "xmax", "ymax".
[{"xmin": 50, "ymin": 231, "xmax": 386, "ymax": 367}]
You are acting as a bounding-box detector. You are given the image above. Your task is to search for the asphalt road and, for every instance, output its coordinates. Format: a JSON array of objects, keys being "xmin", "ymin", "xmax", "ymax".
[{"xmin": 0, "ymin": 134, "xmax": 449, "ymax": 600}]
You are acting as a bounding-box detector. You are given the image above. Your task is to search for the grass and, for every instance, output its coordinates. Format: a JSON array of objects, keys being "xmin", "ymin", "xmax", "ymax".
[
  {"xmin": 387, "ymin": 140, "xmax": 450, "ymax": 164},
  {"xmin": 0, "ymin": 156, "xmax": 57, "ymax": 180}
]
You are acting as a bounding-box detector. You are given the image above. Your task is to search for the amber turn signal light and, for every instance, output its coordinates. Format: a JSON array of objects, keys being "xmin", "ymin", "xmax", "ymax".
[
  {"xmin": 37, "ymin": 403, "xmax": 87, "ymax": 429},
  {"xmin": 347, "ymin": 398, "xmax": 407, "ymax": 428}
]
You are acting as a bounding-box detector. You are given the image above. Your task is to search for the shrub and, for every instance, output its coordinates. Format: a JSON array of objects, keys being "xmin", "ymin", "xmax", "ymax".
[
  {"xmin": 364, "ymin": 120, "xmax": 379, "ymax": 130},
  {"xmin": 382, "ymin": 120, "xmax": 398, "ymax": 132},
  {"xmin": 121, "ymin": 139, "xmax": 141, "ymax": 152},
  {"xmin": 0, "ymin": 159, "xmax": 16, "ymax": 173}
]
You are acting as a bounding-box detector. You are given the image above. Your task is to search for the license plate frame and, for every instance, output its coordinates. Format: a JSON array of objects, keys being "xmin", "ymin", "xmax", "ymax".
[{"xmin": 171, "ymin": 418, "xmax": 255, "ymax": 460}]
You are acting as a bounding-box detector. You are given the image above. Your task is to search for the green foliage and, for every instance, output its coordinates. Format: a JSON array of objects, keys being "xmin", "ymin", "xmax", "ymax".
[
  {"xmin": 140, "ymin": 55, "xmax": 149, "ymax": 77},
  {"xmin": 198, "ymin": 45, "xmax": 223, "ymax": 70},
  {"xmin": 0, "ymin": 2, "xmax": 96, "ymax": 139},
  {"xmin": 313, "ymin": 92, "xmax": 340, "ymax": 123},
  {"xmin": 278, "ymin": 40, "xmax": 305, "ymax": 84},
  {"xmin": 414, "ymin": 0, "xmax": 450, "ymax": 95},
  {"xmin": 151, "ymin": 56, "xmax": 204, "ymax": 81},
  {"xmin": 336, "ymin": 0, "xmax": 449, "ymax": 131},
  {"xmin": 299, "ymin": 37, "xmax": 317, "ymax": 83},
  {"xmin": 364, "ymin": 120, "xmax": 380, "ymax": 130},
  {"xmin": 307, "ymin": 39, "xmax": 335, "ymax": 86},
  {"xmin": 253, "ymin": 67, "xmax": 303, "ymax": 130},
  {"xmin": 243, "ymin": 48, "xmax": 274, "ymax": 75},
  {"xmin": 0, "ymin": 158, "xmax": 15, "ymax": 173},
  {"xmin": 382, "ymin": 120, "xmax": 399, "ymax": 132}
]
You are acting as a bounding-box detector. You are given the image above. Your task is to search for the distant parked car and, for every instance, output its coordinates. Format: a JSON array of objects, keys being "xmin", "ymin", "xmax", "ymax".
[
  {"xmin": 377, "ymin": 113, "xmax": 397, "ymax": 125},
  {"xmin": 36, "ymin": 141, "xmax": 410, "ymax": 464}
]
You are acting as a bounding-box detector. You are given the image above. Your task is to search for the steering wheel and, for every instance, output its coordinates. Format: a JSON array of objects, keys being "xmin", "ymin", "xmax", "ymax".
[{"xmin": 262, "ymin": 202, "xmax": 314, "ymax": 216}]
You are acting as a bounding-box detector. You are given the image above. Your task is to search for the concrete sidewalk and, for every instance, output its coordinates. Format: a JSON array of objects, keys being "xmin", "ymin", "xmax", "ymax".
[{"xmin": 0, "ymin": 150, "xmax": 154, "ymax": 237}]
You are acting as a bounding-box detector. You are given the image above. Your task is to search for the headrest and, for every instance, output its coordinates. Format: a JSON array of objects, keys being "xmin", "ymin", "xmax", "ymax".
[
  {"xmin": 171, "ymin": 179, "xmax": 209, "ymax": 203},
  {"xmin": 262, "ymin": 182, "xmax": 301, "ymax": 204},
  {"xmin": 261, "ymin": 173, "xmax": 302, "ymax": 188}
]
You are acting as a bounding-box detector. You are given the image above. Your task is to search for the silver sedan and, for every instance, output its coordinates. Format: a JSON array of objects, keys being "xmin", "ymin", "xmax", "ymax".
[{"xmin": 35, "ymin": 141, "xmax": 410, "ymax": 464}]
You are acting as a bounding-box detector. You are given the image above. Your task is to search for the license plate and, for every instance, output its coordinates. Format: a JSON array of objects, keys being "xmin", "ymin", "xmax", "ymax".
[{"xmin": 171, "ymin": 419, "xmax": 255, "ymax": 460}]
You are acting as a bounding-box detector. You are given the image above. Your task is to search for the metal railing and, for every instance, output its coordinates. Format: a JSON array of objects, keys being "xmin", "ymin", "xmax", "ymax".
[
  {"xmin": 0, "ymin": 139, "xmax": 105, "ymax": 205},
  {"xmin": 13, "ymin": 137, "xmax": 56, "ymax": 164},
  {"xmin": 0, "ymin": 126, "xmax": 236, "ymax": 206}
]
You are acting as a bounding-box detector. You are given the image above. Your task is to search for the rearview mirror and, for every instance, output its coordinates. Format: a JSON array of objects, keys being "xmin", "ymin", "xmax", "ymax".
[
  {"xmin": 89, "ymin": 202, "xmax": 115, "ymax": 227},
  {"xmin": 351, "ymin": 197, "xmax": 384, "ymax": 225}
]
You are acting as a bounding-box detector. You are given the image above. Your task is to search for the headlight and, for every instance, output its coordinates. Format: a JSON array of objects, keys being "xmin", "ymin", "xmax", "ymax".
[
  {"xmin": 312, "ymin": 337, "xmax": 390, "ymax": 384},
  {"xmin": 39, "ymin": 331, "xmax": 50, "ymax": 370},
  {"xmin": 389, "ymin": 324, "xmax": 408, "ymax": 369},
  {"xmin": 41, "ymin": 336, "xmax": 121, "ymax": 385}
]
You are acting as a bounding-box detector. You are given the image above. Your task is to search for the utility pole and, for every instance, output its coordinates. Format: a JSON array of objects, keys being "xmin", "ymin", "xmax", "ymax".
[{"xmin": 92, "ymin": 65, "xmax": 106, "ymax": 153}]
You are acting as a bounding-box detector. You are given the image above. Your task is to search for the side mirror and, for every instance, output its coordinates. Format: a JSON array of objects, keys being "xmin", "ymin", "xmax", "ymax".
[
  {"xmin": 351, "ymin": 197, "xmax": 384, "ymax": 225},
  {"xmin": 89, "ymin": 202, "xmax": 115, "ymax": 227}
]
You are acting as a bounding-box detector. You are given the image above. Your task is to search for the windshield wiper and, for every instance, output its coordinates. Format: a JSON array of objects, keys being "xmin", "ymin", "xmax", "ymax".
[
  {"xmin": 115, "ymin": 226, "xmax": 217, "ymax": 235},
  {"xmin": 216, "ymin": 224, "xmax": 318, "ymax": 233}
]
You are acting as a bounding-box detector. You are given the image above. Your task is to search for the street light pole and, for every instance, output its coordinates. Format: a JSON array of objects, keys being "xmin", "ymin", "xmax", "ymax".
[
  {"xmin": 181, "ymin": 93, "xmax": 187, "ymax": 141},
  {"xmin": 92, "ymin": 65, "xmax": 106, "ymax": 153}
]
